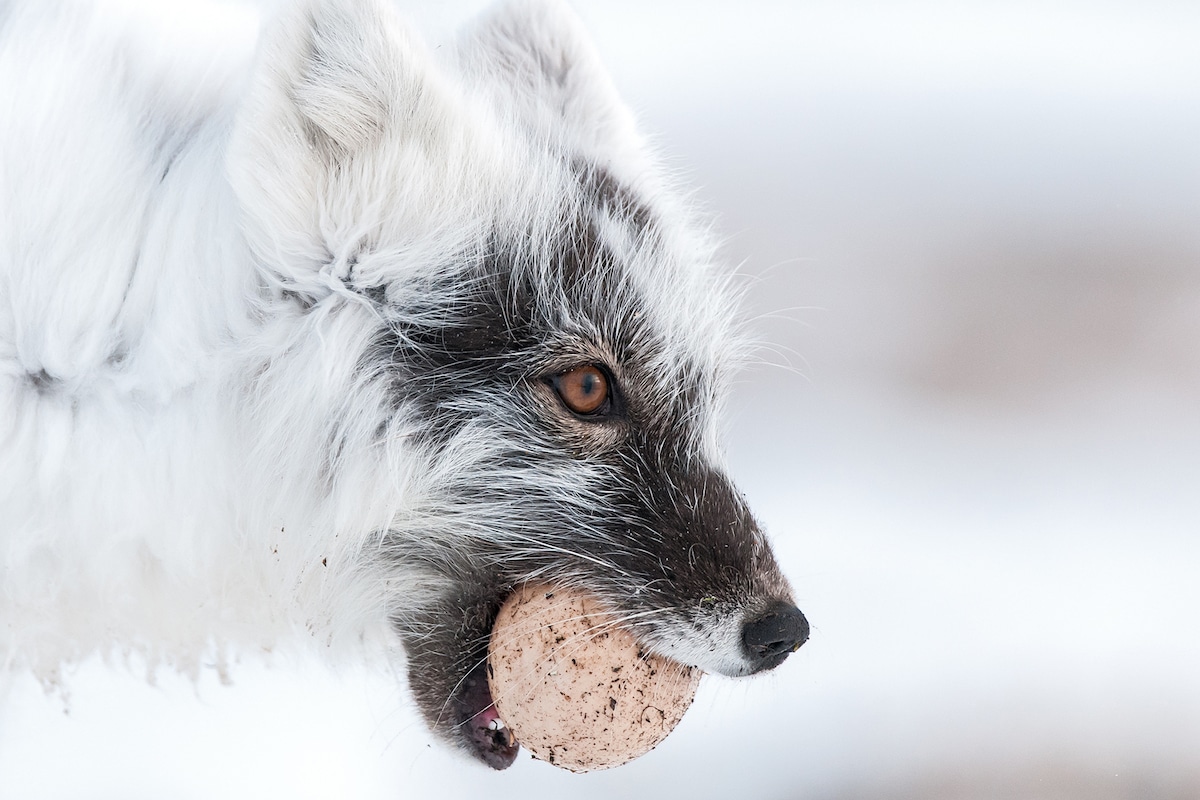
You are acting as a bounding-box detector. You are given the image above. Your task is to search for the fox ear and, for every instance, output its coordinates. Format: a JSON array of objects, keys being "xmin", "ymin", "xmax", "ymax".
[
  {"xmin": 228, "ymin": 0, "xmax": 451, "ymax": 276},
  {"xmin": 456, "ymin": 0, "xmax": 647, "ymax": 172},
  {"xmin": 285, "ymin": 2, "xmax": 399, "ymax": 156}
]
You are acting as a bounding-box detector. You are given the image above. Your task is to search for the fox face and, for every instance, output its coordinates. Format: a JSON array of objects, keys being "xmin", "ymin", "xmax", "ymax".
[{"xmin": 227, "ymin": 0, "xmax": 808, "ymax": 769}]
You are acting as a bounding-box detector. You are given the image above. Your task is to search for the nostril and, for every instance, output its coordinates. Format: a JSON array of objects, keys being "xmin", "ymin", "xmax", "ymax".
[{"xmin": 742, "ymin": 603, "xmax": 809, "ymax": 671}]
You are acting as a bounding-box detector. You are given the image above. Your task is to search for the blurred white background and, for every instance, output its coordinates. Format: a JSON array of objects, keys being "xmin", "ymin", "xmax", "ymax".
[{"xmin": 2, "ymin": 1, "xmax": 1198, "ymax": 798}]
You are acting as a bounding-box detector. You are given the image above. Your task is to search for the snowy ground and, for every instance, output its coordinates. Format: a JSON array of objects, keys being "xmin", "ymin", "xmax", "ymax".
[{"xmin": 3, "ymin": 2, "xmax": 1199, "ymax": 798}]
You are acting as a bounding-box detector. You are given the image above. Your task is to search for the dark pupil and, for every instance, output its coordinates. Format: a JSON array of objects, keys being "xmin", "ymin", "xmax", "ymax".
[{"xmin": 579, "ymin": 372, "xmax": 598, "ymax": 396}]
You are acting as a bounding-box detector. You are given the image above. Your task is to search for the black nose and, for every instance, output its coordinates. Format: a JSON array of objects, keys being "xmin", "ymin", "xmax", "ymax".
[{"xmin": 742, "ymin": 602, "xmax": 809, "ymax": 672}]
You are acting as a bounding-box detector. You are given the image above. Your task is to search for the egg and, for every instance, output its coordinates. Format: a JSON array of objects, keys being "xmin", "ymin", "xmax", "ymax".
[{"xmin": 487, "ymin": 583, "xmax": 701, "ymax": 773}]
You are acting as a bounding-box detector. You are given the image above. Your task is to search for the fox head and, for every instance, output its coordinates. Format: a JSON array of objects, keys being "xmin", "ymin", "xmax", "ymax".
[{"xmin": 227, "ymin": 0, "xmax": 807, "ymax": 768}]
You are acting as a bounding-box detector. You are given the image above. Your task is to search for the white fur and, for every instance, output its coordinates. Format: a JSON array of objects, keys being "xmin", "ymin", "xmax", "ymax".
[{"xmin": 0, "ymin": 0, "xmax": 757, "ymax": 700}]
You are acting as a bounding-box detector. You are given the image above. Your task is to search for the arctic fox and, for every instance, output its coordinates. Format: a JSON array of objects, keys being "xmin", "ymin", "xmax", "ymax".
[{"xmin": 0, "ymin": 0, "xmax": 808, "ymax": 768}]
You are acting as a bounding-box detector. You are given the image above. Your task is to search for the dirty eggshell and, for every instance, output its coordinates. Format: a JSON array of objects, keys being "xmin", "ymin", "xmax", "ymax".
[{"xmin": 487, "ymin": 584, "xmax": 701, "ymax": 773}]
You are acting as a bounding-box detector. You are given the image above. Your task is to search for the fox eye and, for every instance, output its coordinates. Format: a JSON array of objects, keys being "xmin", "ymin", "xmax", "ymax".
[{"xmin": 552, "ymin": 365, "xmax": 611, "ymax": 416}]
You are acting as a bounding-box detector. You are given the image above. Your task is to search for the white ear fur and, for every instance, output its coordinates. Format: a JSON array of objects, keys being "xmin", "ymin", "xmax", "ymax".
[
  {"xmin": 227, "ymin": 0, "xmax": 453, "ymax": 281},
  {"xmin": 456, "ymin": 0, "xmax": 647, "ymax": 172},
  {"xmin": 290, "ymin": 1, "xmax": 398, "ymax": 155}
]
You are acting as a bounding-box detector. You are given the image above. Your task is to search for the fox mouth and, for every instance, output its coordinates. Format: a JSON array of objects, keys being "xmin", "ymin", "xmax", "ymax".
[
  {"xmin": 445, "ymin": 592, "xmax": 809, "ymax": 768},
  {"xmin": 454, "ymin": 659, "xmax": 519, "ymax": 769}
]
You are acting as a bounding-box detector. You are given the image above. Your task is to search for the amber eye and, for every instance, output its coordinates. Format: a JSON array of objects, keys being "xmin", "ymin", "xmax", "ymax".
[{"xmin": 552, "ymin": 365, "xmax": 611, "ymax": 416}]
